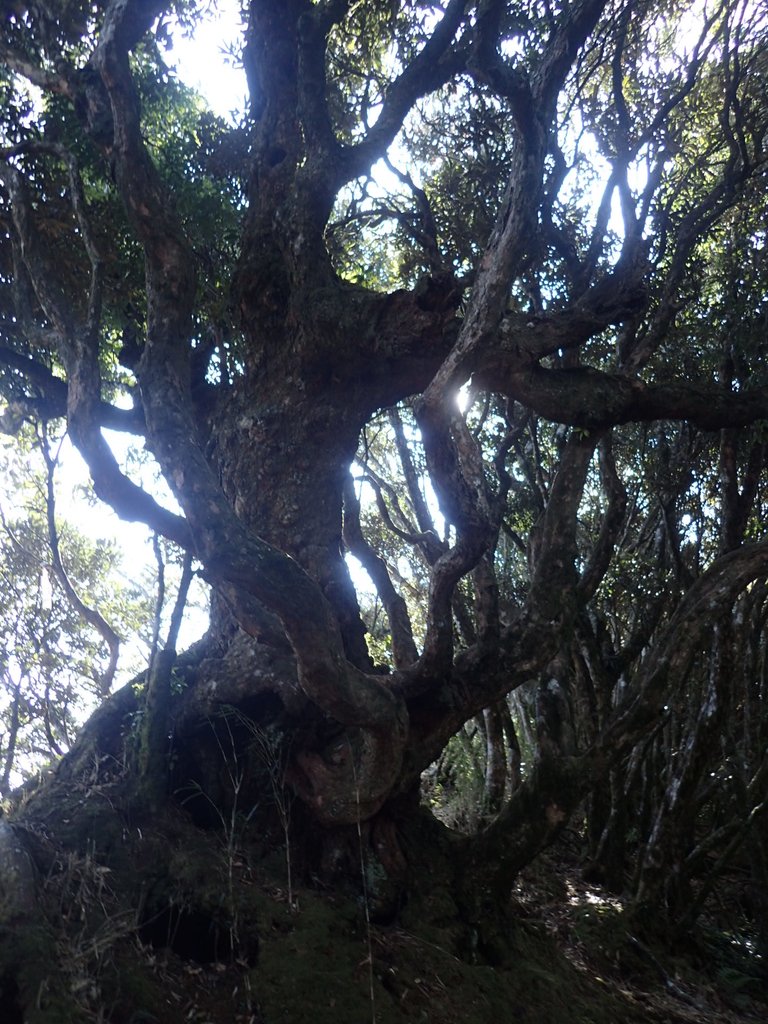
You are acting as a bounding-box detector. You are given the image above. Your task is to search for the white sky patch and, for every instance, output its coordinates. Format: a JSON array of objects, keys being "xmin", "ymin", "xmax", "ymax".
[{"xmin": 166, "ymin": 0, "xmax": 248, "ymax": 122}]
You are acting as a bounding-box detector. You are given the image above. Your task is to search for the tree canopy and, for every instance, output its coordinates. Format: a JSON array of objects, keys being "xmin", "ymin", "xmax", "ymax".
[{"xmin": 1, "ymin": 0, "xmax": 767, "ymax": 1020}]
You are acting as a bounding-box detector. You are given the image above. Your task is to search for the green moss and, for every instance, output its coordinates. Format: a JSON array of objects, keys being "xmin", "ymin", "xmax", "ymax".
[{"xmin": 5, "ymin": 786, "xmax": 760, "ymax": 1024}]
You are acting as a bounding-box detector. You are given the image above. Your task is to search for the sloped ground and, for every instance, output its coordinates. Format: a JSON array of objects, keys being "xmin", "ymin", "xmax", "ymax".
[
  {"xmin": 2, "ymin": 787, "xmax": 765, "ymax": 1024},
  {"xmin": 513, "ymin": 838, "xmax": 766, "ymax": 1024}
]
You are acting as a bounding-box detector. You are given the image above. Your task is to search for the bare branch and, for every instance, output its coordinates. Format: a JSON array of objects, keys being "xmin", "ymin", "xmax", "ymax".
[
  {"xmin": 40, "ymin": 427, "xmax": 121, "ymax": 698},
  {"xmin": 342, "ymin": 474, "xmax": 419, "ymax": 669}
]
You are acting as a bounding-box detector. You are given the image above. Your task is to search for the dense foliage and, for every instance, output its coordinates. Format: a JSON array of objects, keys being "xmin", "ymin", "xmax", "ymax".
[{"xmin": 1, "ymin": 0, "xmax": 767, "ymax": 1019}]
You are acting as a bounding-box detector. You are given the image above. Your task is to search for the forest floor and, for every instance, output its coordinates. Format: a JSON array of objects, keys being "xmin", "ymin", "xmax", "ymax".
[
  {"xmin": 4, "ymin": 790, "xmax": 766, "ymax": 1024},
  {"xmin": 510, "ymin": 838, "xmax": 766, "ymax": 1024}
]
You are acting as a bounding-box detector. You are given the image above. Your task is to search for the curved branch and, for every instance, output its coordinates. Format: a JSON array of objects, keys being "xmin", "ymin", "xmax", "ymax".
[
  {"xmin": 0, "ymin": 152, "xmax": 190, "ymax": 546},
  {"xmin": 338, "ymin": 0, "xmax": 468, "ymax": 184},
  {"xmin": 532, "ymin": 0, "xmax": 607, "ymax": 116},
  {"xmin": 577, "ymin": 434, "xmax": 629, "ymax": 602},
  {"xmin": 41, "ymin": 431, "xmax": 121, "ymax": 697},
  {"xmin": 0, "ymin": 42, "xmax": 76, "ymax": 99},
  {"xmin": 528, "ymin": 430, "xmax": 600, "ymax": 621},
  {"xmin": 342, "ymin": 474, "xmax": 419, "ymax": 670},
  {"xmin": 0, "ymin": 347, "xmax": 144, "ymax": 434},
  {"xmin": 476, "ymin": 361, "xmax": 768, "ymax": 431},
  {"xmin": 94, "ymin": 6, "xmax": 196, "ymax": 341},
  {"xmin": 600, "ymin": 541, "xmax": 768, "ymax": 758},
  {"xmin": 493, "ymin": 260, "xmax": 648, "ymax": 363}
]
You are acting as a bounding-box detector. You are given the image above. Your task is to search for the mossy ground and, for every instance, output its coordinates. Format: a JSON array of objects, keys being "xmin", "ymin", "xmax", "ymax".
[{"xmin": 2, "ymin": 784, "xmax": 765, "ymax": 1024}]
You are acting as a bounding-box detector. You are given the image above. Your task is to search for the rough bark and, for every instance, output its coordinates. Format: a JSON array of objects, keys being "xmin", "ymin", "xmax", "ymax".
[{"xmin": 1, "ymin": 4, "xmax": 768, "ymax": 1013}]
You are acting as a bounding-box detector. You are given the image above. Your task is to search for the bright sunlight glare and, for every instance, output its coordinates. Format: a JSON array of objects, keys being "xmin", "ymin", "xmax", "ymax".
[{"xmin": 166, "ymin": 0, "xmax": 247, "ymax": 121}]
